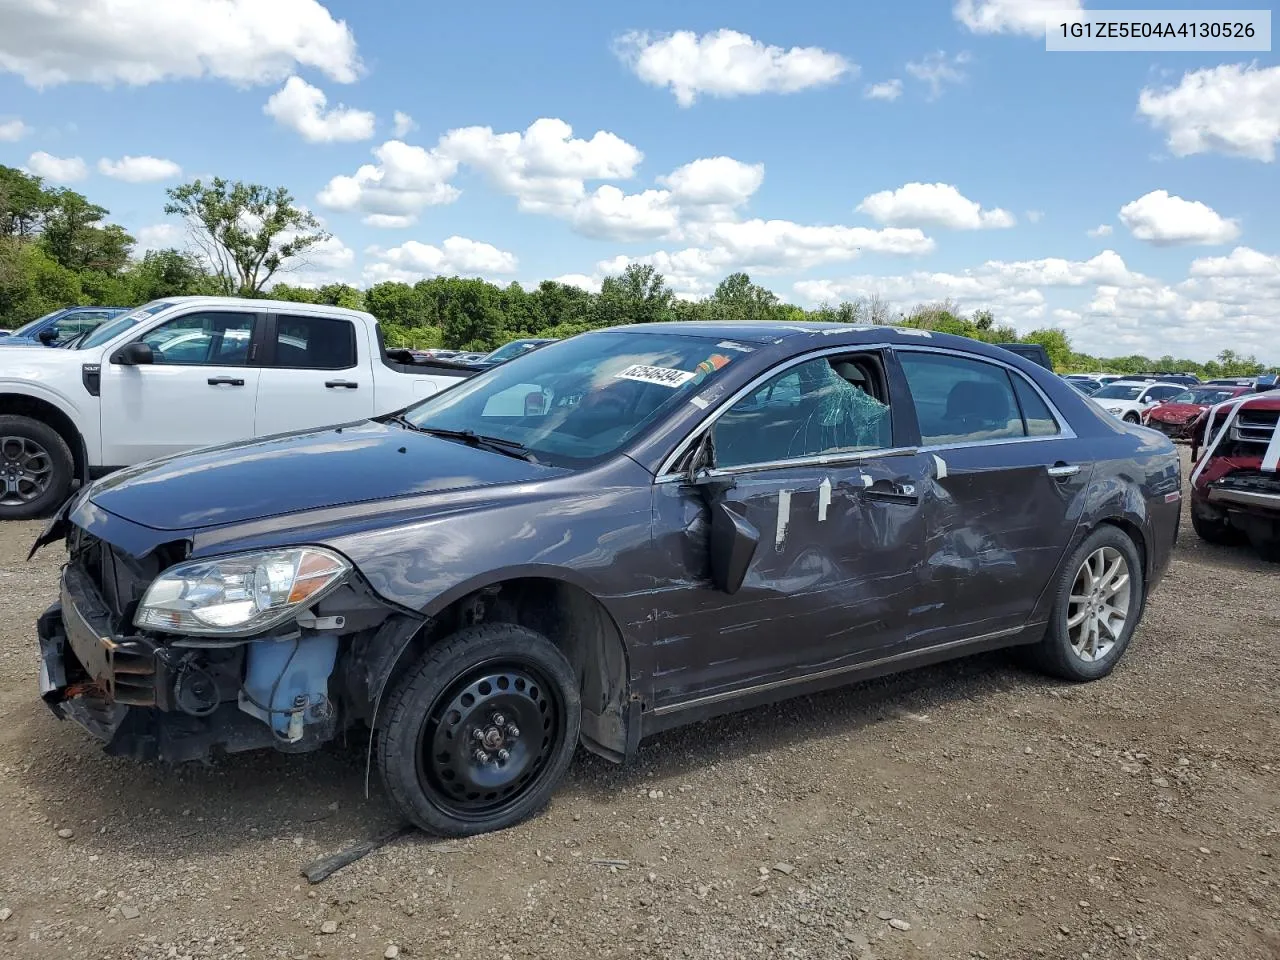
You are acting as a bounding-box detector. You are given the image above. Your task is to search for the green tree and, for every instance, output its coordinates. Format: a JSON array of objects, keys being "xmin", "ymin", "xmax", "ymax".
[
  {"xmin": 706, "ymin": 272, "xmax": 784, "ymax": 322},
  {"xmin": 164, "ymin": 178, "xmax": 328, "ymax": 297},
  {"xmin": 595, "ymin": 263, "xmax": 673, "ymax": 326},
  {"xmin": 1023, "ymin": 329, "xmax": 1073, "ymax": 370},
  {"xmin": 436, "ymin": 278, "xmax": 506, "ymax": 349},
  {"xmin": 366, "ymin": 281, "xmax": 431, "ymax": 328},
  {"xmin": 125, "ymin": 249, "xmax": 212, "ymax": 302},
  {"xmin": 41, "ymin": 189, "xmax": 133, "ymax": 274},
  {"xmin": 0, "ymin": 165, "xmax": 53, "ymax": 239}
]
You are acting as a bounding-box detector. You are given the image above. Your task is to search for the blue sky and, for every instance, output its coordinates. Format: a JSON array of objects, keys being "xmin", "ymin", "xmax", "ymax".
[{"xmin": 0, "ymin": 0, "xmax": 1277, "ymax": 361}]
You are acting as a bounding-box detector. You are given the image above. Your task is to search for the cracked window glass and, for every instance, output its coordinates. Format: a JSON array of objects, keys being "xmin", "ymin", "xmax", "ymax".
[{"xmin": 715, "ymin": 356, "xmax": 892, "ymax": 468}]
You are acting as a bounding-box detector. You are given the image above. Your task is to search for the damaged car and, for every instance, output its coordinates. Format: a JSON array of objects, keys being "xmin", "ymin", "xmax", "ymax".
[
  {"xmin": 1143, "ymin": 385, "xmax": 1251, "ymax": 441},
  {"xmin": 33, "ymin": 323, "xmax": 1181, "ymax": 836},
  {"xmin": 1189, "ymin": 383, "xmax": 1280, "ymax": 560}
]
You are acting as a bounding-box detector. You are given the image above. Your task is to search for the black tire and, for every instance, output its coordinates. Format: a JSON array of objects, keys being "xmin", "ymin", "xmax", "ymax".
[
  {"xmin": 376, "ymin": 623, "xmax": 580, "ymax": 836},
  {"xmin": 1025, "ymin": 525, "xmax": 1145, "ymax": 682},
  {"xmin": 1191, "ymin": 504, "xmax": 1244, "ymax": 546},
  {"xmin": 0, "ymin": 415, "xmax": 73, "ymax": 521},
  {"xmin": 1123, "ymin": 412, "xmax": 1141, "ymax": 424},
  {"xmin": 1250, "ymin": 535, "xmax": 1280, "ymax": 564}
]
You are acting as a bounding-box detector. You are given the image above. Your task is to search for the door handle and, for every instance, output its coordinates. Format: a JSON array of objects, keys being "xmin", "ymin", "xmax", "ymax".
[
  {"xmin": 1047, "ymin": 463, "xmax": 1080, "ymax": 479},
  {"xmin": 325, "ymin": 380, "xmax": 359, "ymax": 389},
  {"xmin": 861, "ymin": 479, "xmax": 919, "ymax": 504},
  {"xmin": 207, "ymin": 376, "xmax": 245, "ymax": 387}
]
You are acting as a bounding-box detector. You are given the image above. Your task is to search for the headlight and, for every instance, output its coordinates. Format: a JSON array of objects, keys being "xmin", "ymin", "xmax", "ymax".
[{"xmin": 134, "ymin": 547, "xmax": 350, "ymax": 635}]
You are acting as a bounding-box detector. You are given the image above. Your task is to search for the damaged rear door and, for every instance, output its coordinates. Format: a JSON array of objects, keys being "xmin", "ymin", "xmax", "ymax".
[
  {"xmin": 895, "ymin": 348, "xmax": 1093, "ymax": 646},
  {"xmin": 648, "ymin": 349, "xmax": 932, "ymax": 708}
]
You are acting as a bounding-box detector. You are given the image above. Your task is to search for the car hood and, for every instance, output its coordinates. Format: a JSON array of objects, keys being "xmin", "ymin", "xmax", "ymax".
[
  {"xmin": 1149, "ymin": 402, "xmax": 1204, "ymax": 421},
  {"xmin": 84, "ymin": 419, "xmax": 564, "ymax": 531}
]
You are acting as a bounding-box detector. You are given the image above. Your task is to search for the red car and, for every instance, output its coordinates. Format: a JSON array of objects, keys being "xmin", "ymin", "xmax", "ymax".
[
  {"xmin": 1143, "ymin": 385, "xmax": 1250, "ymax": 440},
  {"xmin": 1190, "ymin": 390, "xmax": 1280, "ymax": 560}
]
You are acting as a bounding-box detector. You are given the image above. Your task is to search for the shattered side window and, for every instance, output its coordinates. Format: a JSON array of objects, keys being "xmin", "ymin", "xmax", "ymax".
[{"xmin": 714, "ymin": 356, "xmax": 892, "ymax": 468}]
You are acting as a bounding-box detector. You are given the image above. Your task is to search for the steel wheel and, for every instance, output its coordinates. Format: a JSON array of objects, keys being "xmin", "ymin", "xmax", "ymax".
[
  {"xmin": 414, "ymin": 659, "xmax": 564, "ymax": 823},
  {"xmin": 1066, "ymin": 546, "xmax": 1131, "ymax": 662},
  {"xmin": 0, "ymin": 435, "xmax": 53, "ymax": 506}
]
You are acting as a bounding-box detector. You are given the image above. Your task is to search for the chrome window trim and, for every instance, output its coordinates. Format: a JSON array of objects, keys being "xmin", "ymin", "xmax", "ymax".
[{"xmin": 654, "ymin": 341, "xmax": 1077, "ymax": 482}]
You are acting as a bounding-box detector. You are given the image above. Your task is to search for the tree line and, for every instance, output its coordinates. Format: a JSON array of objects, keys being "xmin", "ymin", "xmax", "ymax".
[{"xmin": 0, "ymin": 164, "xmax": 1273, "ymax": 379}]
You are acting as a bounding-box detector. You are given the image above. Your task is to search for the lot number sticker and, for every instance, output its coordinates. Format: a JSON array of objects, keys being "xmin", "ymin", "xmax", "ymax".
[{"xmin": 615, "ymin": 364, "xmax": 696, "ymax": 388}]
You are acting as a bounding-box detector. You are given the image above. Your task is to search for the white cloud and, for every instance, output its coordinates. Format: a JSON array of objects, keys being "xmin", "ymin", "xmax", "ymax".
[
  {"xmin": 1087, "ymin": 223, "xmax": 1113, "ymax": 238},
  {"xmin": 0, "ymin": 118, "xmax": 29, "ymax": 141},
  {"xmin": 789, "ymin": 245, "xmax": 1280, "ymax": 362},
  {"xmin": 363, "ymin": 214, "xmax": 416, "ymax": 229},
  {"xmin": 97, "ymin": 155, "xmax": 182, "ymax": 182},
  {"xmin": 1189, "ymin": 246, "xmax": 1280, "ymax": 280},
  {"xmin": 264, "ymin": 76, "xmax": 375, "ymax": 143},
  {"xmin": 615, "ymin": 29, "xmax": 853, "ymax": 107},
  {"xmin": 863, "ymin": 79, "xmax": 903, "ymax": 101},
  {"xmin": 953, "ymin": 0, "xmax": 1083, "ymax": 36},
  {"xmin": 1025, "ymin": 209, "xmax": 1044, "ymax": 223},
  {"xmin": 364, "ymin": 237, "xmax": 518, "ymax": 284},
  {"xmin": 857, "ymin": 182, "xmax": 1015, "ymax": 230},
  {"xmin": 26, "ymin": 151, "xmax": 86, "ymax": 182},
  {"xmin": 1138, "ymin": 64, "xmax": 1280, "ymax": 162},
  {"xmin": 552, "ymin": 273, "xmax": 601, "ymax": 294},
  {"xmin": 320, "ymin": 118, "xmax": 642, "ymax": 227},
  {"xmin": 392, "ymin": 111, "xmax": 416, "ymax": 138},
  {"xmin": 570, "ymin": 187, "xmax": 678, "ymax": 241},
  {"xmin": 135, "ymin": 223, "xmax": 183, "ymax": 253},
  {"xmin": 658, "ymin": 156, "xmax": 765, "ymax": 209},
  {"xmin": 905, "ymin": 51, "xmax": 970, "ymax": 99},
  {"xmin": 318, "ymin": 139, "xmax": 460, "ymax": 225},
  {"xmin": 1118, "ymin": 190, "xmax": 1240, "ymax": 246},
  {"xmin": 0, "ymin": 0, "xmax": 360, "ymax": 87}
]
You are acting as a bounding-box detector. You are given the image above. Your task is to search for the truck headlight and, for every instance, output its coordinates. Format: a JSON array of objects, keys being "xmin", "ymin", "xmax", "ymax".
[{"xmin": 134, "ymin": 547, "xmax": 350, "ymax": 635}]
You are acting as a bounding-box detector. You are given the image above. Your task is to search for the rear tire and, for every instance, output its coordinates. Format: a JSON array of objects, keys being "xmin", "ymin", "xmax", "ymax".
[
  {"xmin": 377, "ymin": 623, "xmax": 580, "ymax": 836},
  {"xmin": 0, "ymin": 415, "xmax": 73, "ymax": 521},
  {"xmin": 1025, "ymin": 525, "xmax": 1145, "ymax": 682}
]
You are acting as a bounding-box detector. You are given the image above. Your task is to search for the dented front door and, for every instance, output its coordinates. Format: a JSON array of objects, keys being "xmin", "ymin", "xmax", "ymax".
[{"xmin": 648, "ymin": 452, "xmax": 931, "ymax": 707}]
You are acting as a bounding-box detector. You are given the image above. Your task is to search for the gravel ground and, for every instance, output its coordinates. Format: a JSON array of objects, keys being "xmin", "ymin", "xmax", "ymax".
[{"xmin": 1, "ymin": 447, "xmax": 1277, "ymax": 960}]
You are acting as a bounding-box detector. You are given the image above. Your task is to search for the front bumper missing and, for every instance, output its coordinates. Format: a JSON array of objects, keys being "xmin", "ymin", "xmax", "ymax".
[{"xmin": 36, "ymin": 568, "xmax": 279, "ymax": 762}]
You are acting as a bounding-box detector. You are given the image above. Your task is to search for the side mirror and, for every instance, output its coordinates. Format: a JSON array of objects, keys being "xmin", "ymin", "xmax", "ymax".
[
  {"xmin": 110, "ymin": 342, "xmax": 154, "ymax": 366},
  {"xmin": 37, "ymin": 328, "xmax": 58, "ymax": 344},
  {"xmin": 708, "ymin": 501, "xmax": 759, "ymax": 595}
]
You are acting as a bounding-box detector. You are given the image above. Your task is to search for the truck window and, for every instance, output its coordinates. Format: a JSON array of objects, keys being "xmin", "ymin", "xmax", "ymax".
[
  {"xmin": 271, "ymin": 315, "xmax": 357, "ymax": 370},
  {"xmin": 143, "ymin": 312, "xmax": 255, "ymax": 366}
]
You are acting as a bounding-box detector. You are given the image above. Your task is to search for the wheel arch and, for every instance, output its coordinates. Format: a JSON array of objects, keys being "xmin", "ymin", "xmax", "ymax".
[
  {"xmin": 0, "ymin": 391, "xmax": 89, "ymax": 484},
  {"xmin": 375, "ymin": 569, "xmax": 636, "ymax": 762}
]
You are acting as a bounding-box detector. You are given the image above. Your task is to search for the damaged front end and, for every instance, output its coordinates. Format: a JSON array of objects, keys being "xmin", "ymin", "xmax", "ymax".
[{"xmin": 36, "ymin": 513, "xmax": 423, "ymax": 763}]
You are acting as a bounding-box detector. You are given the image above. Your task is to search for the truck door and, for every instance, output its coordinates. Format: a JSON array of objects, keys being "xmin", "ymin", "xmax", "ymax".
[
  {"xmin": 253, "ymin": 311, "xmax": 376, "ymax": 437},
  {"xmin": 97, "ymin": 308, "xmax": 265, "ymax": 465}
]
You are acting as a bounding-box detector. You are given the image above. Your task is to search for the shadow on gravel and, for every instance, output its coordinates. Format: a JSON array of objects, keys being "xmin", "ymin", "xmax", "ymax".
[{"xmin": 17, "ymin": 648, "xmax": 1066, "ymax": 854}]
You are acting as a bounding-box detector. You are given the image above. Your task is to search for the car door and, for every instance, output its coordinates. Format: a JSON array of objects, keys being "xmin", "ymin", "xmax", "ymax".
[
  {"xmin": 253, "ymin": 311, "xmax": 375, "ymax": 437},
  {"xmin": 648, "ymin": 349, "xmax": 933, "ymax": 708},
  {"xmin": 894, "ymin": 348, "xmax": 1093, "ymax": 646},
  {"xmin": 97, "ymin": 308, "xmax": 265, "ymax": 465}
]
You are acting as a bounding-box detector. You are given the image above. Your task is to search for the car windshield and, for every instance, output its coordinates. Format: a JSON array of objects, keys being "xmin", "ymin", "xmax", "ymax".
[
  {"xmin": 1094, "ymin": 383, "xmax": 1144, "ymax": 400},
  {"xmin": 400, "ymin": 331, "xmax": 744, "ymax": 468},
  {"xmin": 79, "ymin": 301, "xmax": 175, "ymax": 349},
  {"xmin": 11, "ymin": 309, "xmax": 63, "ymax": 337},
  {"xmin": 1172, "ymin": 388, "xmax": 1235, "ymax": 405},
  {"xmin": 485, "ymin": 340, "xmax": 539, "ymax": 363}
]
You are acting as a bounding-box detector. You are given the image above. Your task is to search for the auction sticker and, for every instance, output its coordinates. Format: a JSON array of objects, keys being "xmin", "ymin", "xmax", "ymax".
[{"xmin": 615, "ymin": 364, "xmax": 695, "ymax": 388}]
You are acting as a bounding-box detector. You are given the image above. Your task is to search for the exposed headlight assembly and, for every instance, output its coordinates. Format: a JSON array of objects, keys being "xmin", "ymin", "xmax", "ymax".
[{"xmin": 134, "ymin": 547, "xmax": 350, "ymax": 635}]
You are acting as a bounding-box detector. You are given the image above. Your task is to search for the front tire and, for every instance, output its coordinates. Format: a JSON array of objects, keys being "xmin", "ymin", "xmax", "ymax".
[
  {"xmin": 1026, "ymin": 525, "xmax": 1145, "ymax": 681},
  {"xmin": 1123, "ymin": 412, "xmax": 1141, "ymax": 424},
  {"xmin": 1191, "ymin": 504, "xmax": 1243, "ymax": 546},
  {"xmin": 377, "ymin": 623, "xmax": 580, "ymax": 836},
  {"xmin": 0, "ymin": 415, "xmax": 73, "ymax": 521}
]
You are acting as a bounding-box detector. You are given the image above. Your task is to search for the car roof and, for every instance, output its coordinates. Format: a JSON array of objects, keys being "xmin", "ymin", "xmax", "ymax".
[
  {"xmin": 1112, "ymin": 379, "xmax": 1182, "ymax": 388},
  {"xmin": 593, "ymin": 321, "xmax": 1019, "ymax": 356},
  {"xmin": 151, "ymin": 295, "xmax": 371, "ymax": 321}
]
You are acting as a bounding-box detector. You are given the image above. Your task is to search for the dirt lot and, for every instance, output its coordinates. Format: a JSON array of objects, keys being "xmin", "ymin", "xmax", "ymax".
[{"xmin": 1, "ymin": 448, "xmax": 1277, "ymax": 960}]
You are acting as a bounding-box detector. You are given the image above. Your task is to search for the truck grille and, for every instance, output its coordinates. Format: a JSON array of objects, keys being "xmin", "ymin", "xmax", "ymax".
[{"xmin": 1232, "ymin": 409, "xmax": 1279, "ymax": 445}]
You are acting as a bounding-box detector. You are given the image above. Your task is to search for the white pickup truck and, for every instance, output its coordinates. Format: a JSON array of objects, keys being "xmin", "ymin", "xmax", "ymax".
[{"xmin": 0, "ymin": 296, "xmax": 475, "ymax": 519}]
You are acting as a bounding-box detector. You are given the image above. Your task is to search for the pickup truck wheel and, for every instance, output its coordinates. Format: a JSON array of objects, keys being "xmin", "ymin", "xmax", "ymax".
[
  {"xmin": 1024, "ymin": 525, "xmax": 1145, "ymax": 682},
  {"xmin": 377, "ymin": 623, "xmax": 580, "ymax": 836},
  {"xmin": 0, "ymin": 415, "xmax": 73, "ymax": 520}
]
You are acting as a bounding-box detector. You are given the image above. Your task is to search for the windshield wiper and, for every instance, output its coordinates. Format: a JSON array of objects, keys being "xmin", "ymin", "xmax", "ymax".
[
  {"xmin": 419, "ymin": 427, "xmax": 539, "ymax": 463},
  {"xmin": 385, "ymin": 412, "xmax": 423, "ymax": 432}
]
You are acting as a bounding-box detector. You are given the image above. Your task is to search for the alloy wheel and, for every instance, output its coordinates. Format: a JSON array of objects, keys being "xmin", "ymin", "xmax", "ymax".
[
  {"xmin": 415, "ymin": 659, "xmax": 564, "ymax": 823},
  {"xmin": 0, "ymin": 436, "xmax": 53, "ymax": 506},
  {"xmin": 1066, "ymin": 546, "xmax": 1131, "ymax": 662}
]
